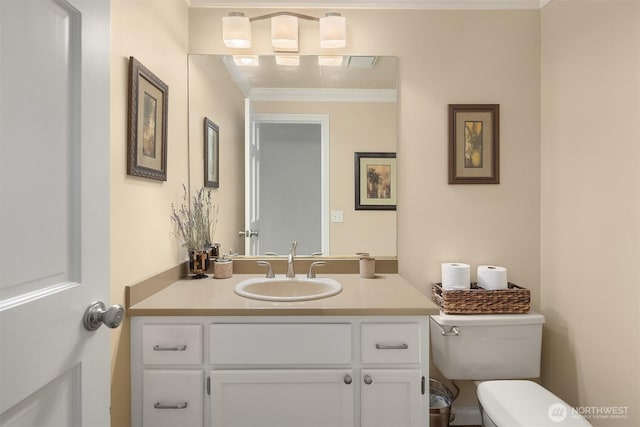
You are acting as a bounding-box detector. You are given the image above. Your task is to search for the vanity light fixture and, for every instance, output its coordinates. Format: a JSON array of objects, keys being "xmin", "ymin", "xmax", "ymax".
[
  {"xmin": 271, "ymin": 15, "xmax": 298, "ymax": 51},
  {"xmin": 222, "ymin": 12, "xmax": 251, "ymax": 48},
  {"xmin": 318, "ymin": 55, "xmax": 344, "ymax": 66},
  {"xmin": 275, "ymin": 55, "xmax": 300, "ymax": 66},
  {"xmin": 319, "ymin": 13, "xmax": 346, "ymax": 48},
  {"xmin": 222, "ymin": 11, "xmax": 346, "ymax": 52},
  {"xmin": 233, "ymin": 55, "xmax": 259, "ymax": 67}
]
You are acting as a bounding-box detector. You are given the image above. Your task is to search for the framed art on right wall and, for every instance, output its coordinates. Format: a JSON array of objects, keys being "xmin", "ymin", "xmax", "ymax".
[{"xmin": 448, "ymin": 104, "xmax": 500, "ymax": 184}]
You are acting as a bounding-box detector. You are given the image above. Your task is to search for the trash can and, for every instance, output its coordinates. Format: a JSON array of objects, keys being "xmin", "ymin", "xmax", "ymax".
[{"xmin": 429, "ymin": 379, "xmax": 457, "ymax": 427}]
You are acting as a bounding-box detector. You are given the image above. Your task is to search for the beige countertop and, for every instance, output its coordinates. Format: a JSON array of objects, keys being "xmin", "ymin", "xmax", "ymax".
[{"xmin": 128, "ymin": 274, "xmax": 440, "ymax": 316}]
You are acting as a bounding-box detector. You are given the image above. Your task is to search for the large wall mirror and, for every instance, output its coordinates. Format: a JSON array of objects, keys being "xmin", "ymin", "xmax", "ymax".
[{"xmin": 188, "ymin": 54, "xmax": 398, "ymax": 257}]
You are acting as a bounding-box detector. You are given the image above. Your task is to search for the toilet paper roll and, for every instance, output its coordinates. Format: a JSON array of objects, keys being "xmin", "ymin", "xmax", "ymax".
[
  {"xmin": 477, "ymin": 265, "xmax": 508, "ymax": 290},
  {"xmin": 441, "ymin": 263, "xmax": 471, "ymax": 290}
]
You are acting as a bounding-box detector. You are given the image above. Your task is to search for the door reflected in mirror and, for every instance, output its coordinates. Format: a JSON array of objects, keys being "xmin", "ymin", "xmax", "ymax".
[{"xmin": 188, "ymin": 55, "xmax": 398, "ymax": 257}]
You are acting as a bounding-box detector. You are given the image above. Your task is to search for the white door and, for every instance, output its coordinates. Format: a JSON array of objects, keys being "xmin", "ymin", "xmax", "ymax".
[
  {"xmin": 210, "ymin": 369, "xmax": 354, "ymax": 427},
  {"xmin": 0, "ymin": 0, "xmax": 112, "ymax": 426},
  {"xmin": 243, "ymin": 99, "xmax": 260, "ymax": 255},
  {"xmin": 360, "ymin": 369, "xmax": 424, "ymax": 427},
  {"xmin": 243, "ymin": 109, "xmax": 330, "ymax": 256}
]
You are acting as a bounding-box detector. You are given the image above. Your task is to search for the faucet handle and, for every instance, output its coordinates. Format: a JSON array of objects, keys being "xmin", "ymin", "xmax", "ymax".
[
  {"xmin": 307, "ymin": 261, "xmax": 326, "ymax": 278},
  {"xmin": 290, "ymin": 241, "xmax": 298, "ymax": 256},
  {"xmin": 256, "ymin": 261, "xmax": 275, "ymax": 278}
]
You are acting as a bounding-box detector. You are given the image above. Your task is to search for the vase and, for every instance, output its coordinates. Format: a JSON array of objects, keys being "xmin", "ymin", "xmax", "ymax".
[{"xmin": 188, "ymin": 250, "xmax": 209, "ymax": 279}]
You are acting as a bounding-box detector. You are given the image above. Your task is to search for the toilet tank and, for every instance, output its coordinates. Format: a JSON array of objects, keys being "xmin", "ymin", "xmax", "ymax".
[{"xmin": 429, "ymin": 312, "xmax": 545, "ymax": 380}]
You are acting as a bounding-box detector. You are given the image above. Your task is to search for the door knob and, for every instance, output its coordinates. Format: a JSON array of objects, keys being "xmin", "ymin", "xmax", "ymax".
[
  {"xmin": 238, "ymin": 229, "xmax": 259, "ymax": 237},
  {"xmin": 83, "ymin": 301, "xmax": 125, "ymax": 331},
  {"xmin": 363, "ymin": 375, "xmax": 373, "ymax": 385}
]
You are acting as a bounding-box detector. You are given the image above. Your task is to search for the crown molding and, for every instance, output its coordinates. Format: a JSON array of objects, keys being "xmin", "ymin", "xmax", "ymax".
[
  {"xmin": 249, "ymin": 88, "xmax": 397, "ymax": 102},
  {"xmin": 188, "ymin": 0, "xmax": 551, "ymax": 10}
]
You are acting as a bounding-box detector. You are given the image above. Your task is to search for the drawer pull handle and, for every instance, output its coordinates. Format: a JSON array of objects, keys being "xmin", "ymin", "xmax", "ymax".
[
  {"xmin": 375, "ymin": 343, "xmax": 408, "ymax": 350},
  {"xmin": 153, "ymin": 345, "xmax": 187, "ymax": 352},
  {"xmin": 154, "ymin": 402, "xmax": 188, "ymax": 410}
]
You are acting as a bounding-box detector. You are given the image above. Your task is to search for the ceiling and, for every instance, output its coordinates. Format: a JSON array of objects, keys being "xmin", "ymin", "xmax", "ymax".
[
  {"xmin": 188, "ymin": 0, "xmax": 550, "ymax": 10},
  {"xmin": 216, "ymin": 55, "xmax": 398, "ymax": 101},
  {"xmin": 223, "ymin": 55, "xmax": 396, "ymax": 89}
]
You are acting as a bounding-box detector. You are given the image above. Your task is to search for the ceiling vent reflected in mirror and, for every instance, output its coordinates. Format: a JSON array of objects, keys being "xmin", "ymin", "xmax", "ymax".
[{"xmin": 346, "ymin": 56, "xmax": 377, "ymax": 69}]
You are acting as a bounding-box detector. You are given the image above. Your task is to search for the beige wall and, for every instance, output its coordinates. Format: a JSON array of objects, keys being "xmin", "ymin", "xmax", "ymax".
[
  {"xmin": 189, "ymin": 7, "xmax": 541, "ymax": 411},
  {"xmin": 188, "ymin": 55, "xmax": 246, "ymax": 256},
  {"xmin": 189, "ymin": 7, "xmax": 542, "ymax": 298},
  {"xmin": 252, "ymin": 101, "xmax": 397, "ymax": 256},
  {"xmin": 109, "ymin": 3, "xmax": 640, "ymax": 426},
  {"xmin": 541, "ymin": 1, "xmax": 640, "ymax": 425},
  {"xmin": 110, "ymin": 1, "xmax": 189, "ymax": 426}
]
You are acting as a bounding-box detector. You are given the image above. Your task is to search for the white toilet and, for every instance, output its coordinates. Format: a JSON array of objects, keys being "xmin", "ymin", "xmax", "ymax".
[{"xmin": 430, "ymin": 312, "xmax": 591, "ymax": 427}]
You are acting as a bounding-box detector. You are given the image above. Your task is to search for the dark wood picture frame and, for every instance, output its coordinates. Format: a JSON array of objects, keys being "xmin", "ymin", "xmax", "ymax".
[
  {"xmin": 204, "ymin": 117, "xmax": 219, "ymax": 188},
  {"xmin": 448, "ymin": 104, "xmax": 500, "ymax": 184},
  {"xmin": 127, "ymin": 56, "xmax": 168, "ymax": 181},
  {"xmin": 355, "ymin": 152, "xmax": 397, "ymax": 211}
]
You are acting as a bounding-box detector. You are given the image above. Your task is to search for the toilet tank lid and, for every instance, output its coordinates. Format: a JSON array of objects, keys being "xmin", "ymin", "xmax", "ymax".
[
  {"xmin": 431, "ymin": 311, "xmax": 545, "ymax": 326},
  {"xmin": 477, "ymin": 380, "xmax": 591, "ymax": 427}
]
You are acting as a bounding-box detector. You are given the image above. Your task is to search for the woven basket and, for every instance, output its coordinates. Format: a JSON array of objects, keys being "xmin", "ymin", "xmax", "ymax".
[{"xmin": 432, "ymin": 282, "xmax": 530, "ymax": 314}]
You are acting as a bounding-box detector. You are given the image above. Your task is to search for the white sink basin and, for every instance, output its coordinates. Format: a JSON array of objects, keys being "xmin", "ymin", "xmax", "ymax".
[{"xmin": 234, "ymin": 276, "xmax": 342, "ymax": 302}]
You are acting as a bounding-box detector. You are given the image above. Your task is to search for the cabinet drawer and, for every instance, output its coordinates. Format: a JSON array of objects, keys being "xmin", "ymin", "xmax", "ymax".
[
  {"xmin": 142, "ymin": 370, "xmax": 203, "ymax": 427},
  {"xmin": 361, "ymin": 323, "xmax": 421, "ymax": 364},
  {"xmin": 143, "ymin": 324, "xmax": 202, "ymax": 365},
  {"xmin": 210, "ymin": 323, "xmax": 351, "ymax": 365}
]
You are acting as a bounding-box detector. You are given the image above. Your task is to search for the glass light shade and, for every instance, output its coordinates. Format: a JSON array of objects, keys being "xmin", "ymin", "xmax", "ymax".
[
  {"xmin": 233, "ymin": 55, "xmax": 259, "ymax": 66},
  {"xmin": 275, "ymin": 55, "xmax": 300, "ymax": 66},
  {"xmin": 223, "ymin": 13, "xmax": 251, "ymax": 48},
  {"xmin": 319, "ymin": 13, "xmax": 346, "ymax": 48},
  {"xmin": 271, "ymin": 15, "xmax": 298, "ymax": 50},
  {"xmin": 318, "ymin": 55, "xmax": 344, "ymax": 66}
]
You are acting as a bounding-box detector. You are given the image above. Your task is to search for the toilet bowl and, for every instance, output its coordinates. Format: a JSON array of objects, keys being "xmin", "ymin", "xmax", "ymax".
[{"xmin": 430, "ymin": 312, "xmax": 591, "ymax": 427}]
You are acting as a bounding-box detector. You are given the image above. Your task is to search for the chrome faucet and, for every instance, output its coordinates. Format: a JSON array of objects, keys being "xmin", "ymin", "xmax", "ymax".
[{"xmin": 286, "ymin": 241, "xmax": 298, "ymax": 278}]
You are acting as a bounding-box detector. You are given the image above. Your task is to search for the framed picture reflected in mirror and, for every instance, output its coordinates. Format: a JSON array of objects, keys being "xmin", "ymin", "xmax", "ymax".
[
  {"xmin": 355, "ymin": 152, "xmax": 397, "ymax": 211},
  {"xmin": 204, "ymin": 117, "xmax": 219, "ymax": 188}
]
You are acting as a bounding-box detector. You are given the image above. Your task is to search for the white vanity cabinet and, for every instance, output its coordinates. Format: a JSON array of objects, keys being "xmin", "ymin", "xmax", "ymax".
[
  {"xmin": 132, "ymin": 324, "xmax": 204, "ymax": 427},
  {"xmin": 130, "ymin": 316, "xmax": 429, "ymax": 427},
  {"xmin": 360, "ymin": 323, "xmax": 424, "ymax": 427},
  {"xmin": 210, "ymin": 369, "xmax": 355, "ymax": 427}
]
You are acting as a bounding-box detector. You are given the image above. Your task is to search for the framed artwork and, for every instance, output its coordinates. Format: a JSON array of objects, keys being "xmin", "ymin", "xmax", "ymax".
[
  {"xmin": 204, "ymin": 117, "xmax": 219, "ymax": 188},
  {"xmin": 448, "ymin": 104, "xmax": 500, "ymax": 184},
  {"xmin": 355, "ymin": 152, "xmax": 397, "ymax": 211},
  {"xmin": 127, "ymin": 57, "xmax": 169, "ymax": 181}
]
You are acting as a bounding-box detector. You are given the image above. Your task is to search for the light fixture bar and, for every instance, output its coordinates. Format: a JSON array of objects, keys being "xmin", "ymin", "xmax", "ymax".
[{"xmin": 248, "ymin": 11, "xmax": 319, "ymax": 23}]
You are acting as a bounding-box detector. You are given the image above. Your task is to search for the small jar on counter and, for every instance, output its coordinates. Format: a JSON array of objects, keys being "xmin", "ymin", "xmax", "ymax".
[
  {"xmin": 213, "ymin": 258, "xmax": 233, "ymax": 279},
  {"xmin": 358, "ymin": 255, "xmax": 376, "ymax": 279}
]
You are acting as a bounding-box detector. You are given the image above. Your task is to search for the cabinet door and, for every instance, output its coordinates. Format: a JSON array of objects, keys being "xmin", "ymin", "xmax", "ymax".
[
  {"xmin": 143, "ymin": 370, "xmax": 203, "ymax": 427},
  {"xmin": 360, "ymin": 369, "xmax": 423, "ymax": 427},
  {"xmin": 210, "ymin": 369, "xmax": 354, "ymax": 427}
]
